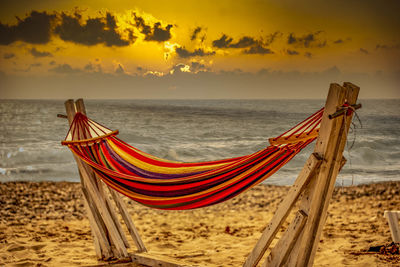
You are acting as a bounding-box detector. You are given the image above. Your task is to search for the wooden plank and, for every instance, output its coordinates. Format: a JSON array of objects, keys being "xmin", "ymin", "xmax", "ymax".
[
  {"xmin": 65, "ymin": 100, "xmax": 114, "ymax": 259},
  {"xmin": 109, "ymin": 189, "xmax": 147, "ymax": 252},
  {"xmin": 74, "ymin": 99, "xmax": 129, "ymax": 257},
  {"xmin": 384, "ymin": 211, "xmax": 400, "ymax": 243},
  {"xmin": 243, "ymin": 153, "xmax": 322, "ymax": 267},
  {"xmin": 295, "ymin": 83, "xmax": 359, "ymax": 267},
  {"xmin": 98, "ymin": 180, "xmax": 131, "ymax": 248},
  {"xmin": 130, "ymin": 252, "xmax": 194, "ymax": 267},
  {"xmin": 77, "ymin": 159, "xmax": 129, "ymax": 257},
  {"xmin": 83, "ymin": 188, "xmax": 112, "ymax": 259},
  {"xmin": 263, "ymin": 210, "xmax": 308, "ymax": 267}
]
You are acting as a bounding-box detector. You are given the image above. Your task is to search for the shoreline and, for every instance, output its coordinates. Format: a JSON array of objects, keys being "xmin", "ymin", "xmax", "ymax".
[{"xmin": 1, "ymin": 181, "xmax": 399, "ymax": 266}]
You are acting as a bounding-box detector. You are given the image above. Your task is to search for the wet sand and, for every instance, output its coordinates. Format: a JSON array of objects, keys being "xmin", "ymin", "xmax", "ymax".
[{"xmin": 1, "ymin": 181, "xmax": 399, "ymax": 266}]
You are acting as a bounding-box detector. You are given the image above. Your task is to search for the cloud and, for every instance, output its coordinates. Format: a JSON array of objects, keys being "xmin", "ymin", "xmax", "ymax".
[
  {"xmin": 0, "ymin": 11, "xmax": 56, "ymax": 45},
  {"xmin": 243, "ymin": 44, "xmax": 273, "ymax": 55},
  {"xmin": 190, "ymin": 62, "xmax": 207, "ymax": 72},
  {"xmin": 230, "ymin": 36, "xmax": 257, "ymax": 48},
  {"xmin": 360, "ymin": 48, "xmax": 369, "ymax": 54},
  {"xmin": 333, "ymin": 39, "xmax": 343, "ymax": 44},
  {"xmin": 287, "ymin": 49, "xmax": 299, "ymax": 55},
  {"xmin": 29, "ymin": 47, "xmax": 53, "ymax": 57},
  {"xmin": 376, "ymin": 43, "xmax": 400, "ymax": 50},
  {"xmin": 212, "ymin": 35, "xmax": 258, "ymax": 48},
  {"xmin": 115, "ymin": 64, "xmax": 125, "ymax": 74},
  {"xmin": 49, "ymin": 63, "xmax": 81, "ymax": 74},
  {"xmin": 265, "ymin": 31, "xmax": 282, "ymax": 45},
  {"xmin": 190, "ymin": 27, "xmax": 202, "ymax": 41},
  {"xmin": 175, "ymin": 47, "xmax": 215, "ymax": 58},
  {"xmin": 54, "ymin": 12, "xmax": 133, "ymax": 47},
  {"xmin": 212, "ymin": 34, "xmax": 273, "ymax": 55},
  {"xmin": 212, "ymin": 34, "xmax": 233, "ymax": 48},
  {"xmin": 133, "ymin": 13, "xmax": 172, "ymax": 42},
  {"xmin": 287, "ymin": 32, "xmax": 326, "ymax": 48},
  {"xmin": 3, "ymin": 53, "xmax": 15, "ymax": 59},
  {"xmin": 30, "ymin": 63, "xmax": 42, "ymax": 67}
]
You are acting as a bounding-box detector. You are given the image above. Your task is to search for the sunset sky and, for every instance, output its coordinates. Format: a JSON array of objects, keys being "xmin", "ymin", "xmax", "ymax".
[{"xmin": 0, "ymin": 0, "xmax": 399, "ymax": 99}]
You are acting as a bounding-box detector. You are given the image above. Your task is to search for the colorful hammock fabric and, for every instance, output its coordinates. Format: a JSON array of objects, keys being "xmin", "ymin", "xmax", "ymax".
[{"xmin": 62, "ymin": 108, "xmax": 324, "ymax": 210}]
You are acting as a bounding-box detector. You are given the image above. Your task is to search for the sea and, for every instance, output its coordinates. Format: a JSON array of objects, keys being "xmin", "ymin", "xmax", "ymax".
[{"xmin": 0, "ymin": 99, "xmax": 399, "ymax": 186}]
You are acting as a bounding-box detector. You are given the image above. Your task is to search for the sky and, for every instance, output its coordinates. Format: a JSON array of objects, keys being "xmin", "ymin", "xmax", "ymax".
[{"xmin": 0, "ymin": 0, "xmax": 399, "ymax": 99}]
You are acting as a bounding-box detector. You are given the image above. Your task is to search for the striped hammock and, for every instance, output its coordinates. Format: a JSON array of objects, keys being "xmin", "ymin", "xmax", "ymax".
[{"xmin": 62, "ymin": 108, "xmax": 324, "ymax": 210}]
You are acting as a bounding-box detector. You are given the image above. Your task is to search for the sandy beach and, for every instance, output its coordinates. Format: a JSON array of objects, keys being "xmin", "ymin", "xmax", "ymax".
[{"xmin": 1, "ymin": 181, "xmax": 399, "ymax": 266}]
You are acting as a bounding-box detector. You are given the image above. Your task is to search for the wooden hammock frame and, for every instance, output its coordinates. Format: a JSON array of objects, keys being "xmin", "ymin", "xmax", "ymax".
[{"xmin": 62, "ymin": 82, "xmax": 360, "ymax": 267}]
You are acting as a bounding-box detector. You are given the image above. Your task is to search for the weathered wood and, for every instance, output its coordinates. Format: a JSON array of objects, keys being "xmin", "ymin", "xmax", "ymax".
[
  {"xmin": 83, "ymin": 189, "xmax": 112, "ymax": 259},
  {"xmin": 98, "ymin": 180, "xmax": 131, "ymax": 248},
  {"xmin": 65, "ymin": 100, "xmax": 114, "ymax": 259},
  {"xmin": 243, "ymin": 153, "xmax": 322, "ymax": 267},
  {"xmin": 130, "ymin": 252, "xmax": 194, "ymax": 267},
  {"xmin": 109, "ymin": 189, "xmax": 147, "ymax": 252},
  {"xmin": 384, "ymin": 211, "xmax": 400, "ymax": 243},
  {"xmin": 76, "ymin": 159, "xmax": 129, "ymax": 257},
  {"xmin": 295, "ymin": 83, "xmax": 359, "ymax": 267},
  {"xmin": 73, "ymin": 99, "xmax": 130, "ymax": 257},
  {"xmin": 264, "ymin": 210, "xmax": 308, "ymax": 267}
]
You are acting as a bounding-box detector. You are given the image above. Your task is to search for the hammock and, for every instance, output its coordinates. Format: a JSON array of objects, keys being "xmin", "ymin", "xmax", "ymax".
[{"xmin": 62, "ymin": 108, "xmax": 324, "ymax": 210}]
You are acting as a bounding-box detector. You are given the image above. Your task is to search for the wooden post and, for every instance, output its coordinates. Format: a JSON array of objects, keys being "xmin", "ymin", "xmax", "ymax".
[
  {"xmin": 263, "ymin": 210, "xmax": 308, "ymax": 267},
  {"xmin": 294, "ymin": 83, "xmax": 359, "ymax": 267},
  {"xmin": 384, "ymin": 211, "xmax": 400, "ymax": 243},
  {"xmin": 244, "ymin": 83, "xmax": 360, "ymax": 267},
  {"xmin": 243, "ymin": 153, "xmax": 322, "ymax": 267}
]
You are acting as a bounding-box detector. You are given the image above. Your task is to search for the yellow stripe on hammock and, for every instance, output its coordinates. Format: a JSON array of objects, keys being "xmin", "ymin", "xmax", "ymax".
[{"xmin": 106, "ymin": 139, "xmax": 231, "ymax": 174}]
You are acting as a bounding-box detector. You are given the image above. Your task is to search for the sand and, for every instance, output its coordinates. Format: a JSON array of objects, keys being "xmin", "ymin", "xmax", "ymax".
[{"xmin": 0, "ymin": 181, "xmax": 399, "ymax": 266}]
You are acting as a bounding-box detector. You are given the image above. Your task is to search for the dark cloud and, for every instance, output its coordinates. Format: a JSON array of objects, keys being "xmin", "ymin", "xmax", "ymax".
[
  {"xmin": 376, "ymin": 43, "xmax": 400, "ymax": 50},
  {"xmin": 3, "ymin": 53, "xmax": 15, "ymax": 59},
  {"xmin": 190, "ymin": 27, "xmax": 202, "ymax": 41},
  {"xmin": 265, "ymin": 31, "xmax": 282, "ymax": 45},
  {"xmin": 190, "ymin": 62, "xmax": 208, "ymax": 72},
  {"xmin": 243, "ymin": 44, "xmax": 273, "ymax": 55},
  {"xmin": 0, "ymin": 11, "xmax": 56, "ymax": 45},
  {"xmin": 30, "ymin": 63, "xmax": 42, "ymax": 67},
  {"xmin": 49, "ymin": 63, "xmax": 81, "ymax": 74},
  {"xmin": 133, "ymin": 13, "xmax": 172, "ymax": 42},
  {"xmin": 29, "ymin": 47, "xmax": 52, "ymax": 57},
  {"xmin": 360, "ymin": 48, "xmax": 369, "ymax": 54},
  {"xmin": 212, "ymin": 34, "xmax": 273, "ymax": 55},
  {"xmin": 287, "ymin": 32, "xmax": 326, "ymax": 48},
  {"xmin": 230, "ymin": 36, "xmax": 257, "ymax": 48},
  {"xmin": 212, "ymin": 34, "xmax": 233, "ymax": 48},
  {"xmin": 115, "ymin": 64, "xmax": 124, "ymax": 74},
  {"xmin": 175, "ymin": 47, "xmax": 215, "ymax": 58},
  {"xmin": 54, "ymin": 12, "xmax": 133, "ymax": 46},
  {"xmin": 84, "ymin": 62, "xmax": 102, "ymax": 72},
  {"xmin": 287, "ymin": 49, "xmax": 299, "ymax": 55},
  {"xmin": 212, "ymin": 35, "xmax": 257, "ymax": 48}
]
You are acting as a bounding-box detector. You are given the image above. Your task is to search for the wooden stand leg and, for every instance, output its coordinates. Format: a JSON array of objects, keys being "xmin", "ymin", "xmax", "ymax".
[
  {"xmin": 244, "ymin": 83, "xmax": 360, "ymax": 267},
  {"xmin": 243, "ymin": 153, "xmax": 322, "ymax": 267},
  {"xmin": 295, "ymin": 83, "xmax": 359, "ymax": 267},
  {"xmin": 263, "ymin": 210, "xmax": 308, "ymax": 267}
]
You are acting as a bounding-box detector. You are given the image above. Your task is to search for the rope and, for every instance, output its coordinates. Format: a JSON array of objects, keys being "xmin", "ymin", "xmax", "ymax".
[{"xmin": 342, "ymin": 104, "xmax": 362, "ymax": 186}]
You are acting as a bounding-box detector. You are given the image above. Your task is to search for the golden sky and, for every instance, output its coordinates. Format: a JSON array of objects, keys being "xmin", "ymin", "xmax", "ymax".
[{"xmin": 0, "ymin": 0, "xmax": 399, "ymax": 98}]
